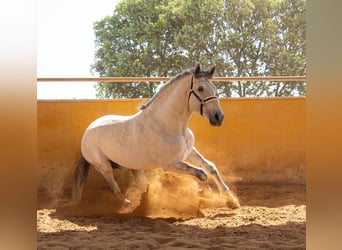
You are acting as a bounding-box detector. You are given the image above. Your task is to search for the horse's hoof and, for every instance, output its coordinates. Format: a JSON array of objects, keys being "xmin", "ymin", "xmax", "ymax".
[
  {"xmin": 227, "ymin": 198, "xmax": 240, "ymax": 208},
  {"xmin": 226, "ymin": 192, "xmax": 240, "ymax": 209},
  {"xmin": 226, "ymin": 201, "xmax": 240, "ymax": 209},
  {"xmin": 196, "ymin": 169, "xmax": 207, "ymax": 181}
]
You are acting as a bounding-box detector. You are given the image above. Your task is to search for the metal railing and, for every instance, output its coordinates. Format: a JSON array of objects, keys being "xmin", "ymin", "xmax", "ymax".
[{"xmin": 37, "ymin": 76, "xmax": 306, "ymax": 83}]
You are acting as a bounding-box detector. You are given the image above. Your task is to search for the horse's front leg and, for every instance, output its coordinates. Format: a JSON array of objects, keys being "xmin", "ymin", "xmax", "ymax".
[
  {"xmin": 163, "ymin": 161, "xmax": 208, "ymax": 182},
  {"xmin": 186, "ymin": 147, "xmax": 240, "ymax": 208}
]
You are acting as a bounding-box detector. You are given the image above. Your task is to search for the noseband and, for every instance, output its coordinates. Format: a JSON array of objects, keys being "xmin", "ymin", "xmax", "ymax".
[{"xmin": 188, "ymin": 75, "xmax": 218, "ymax": 116}]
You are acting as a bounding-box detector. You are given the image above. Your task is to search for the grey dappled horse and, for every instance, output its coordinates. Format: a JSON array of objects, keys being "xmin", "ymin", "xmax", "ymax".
[{"xmin": 72, "ymin": 63, "xmax": 240, "ymax": 208}]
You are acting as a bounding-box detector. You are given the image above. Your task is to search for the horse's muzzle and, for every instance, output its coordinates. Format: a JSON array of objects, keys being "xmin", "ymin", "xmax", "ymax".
[{"xmin": 209, "ymin": 111, "xmax": 224, "ymax": 126}]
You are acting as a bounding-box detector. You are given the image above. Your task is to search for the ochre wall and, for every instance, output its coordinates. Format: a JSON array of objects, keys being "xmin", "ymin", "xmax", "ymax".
[{"xmin": 37, "ymin": 98, "xmax": 305, "ymax": 201}]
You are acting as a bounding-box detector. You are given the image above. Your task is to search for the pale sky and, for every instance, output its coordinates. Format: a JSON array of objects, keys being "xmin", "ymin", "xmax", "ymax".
[{"xmin": 37, "ymin": 0, "xmax": 120, "ymax": 99}]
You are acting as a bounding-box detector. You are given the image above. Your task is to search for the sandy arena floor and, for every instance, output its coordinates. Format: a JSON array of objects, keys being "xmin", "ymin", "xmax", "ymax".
[{"xmin": 37, "ymin": 178, "xmax": 305, "ymax": 249}]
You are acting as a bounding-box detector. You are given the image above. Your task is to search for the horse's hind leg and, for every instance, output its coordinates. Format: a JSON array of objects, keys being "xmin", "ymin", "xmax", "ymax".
[
  {"xmin": 93, "ymin": 160, "xmax": 131, "ymax": 205},
  {"xmin": 131, "ymin": 169, "xmax": 148, "ymax": 191}
]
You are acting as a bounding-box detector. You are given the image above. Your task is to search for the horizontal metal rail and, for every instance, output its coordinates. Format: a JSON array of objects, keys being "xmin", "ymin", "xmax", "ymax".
[{"xmin": 37, "ymin": 76, "xmax": 306, "ymax": 83}]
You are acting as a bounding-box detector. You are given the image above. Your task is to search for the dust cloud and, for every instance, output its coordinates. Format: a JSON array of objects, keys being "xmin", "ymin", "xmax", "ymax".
[{"xmin": 41, "ymin": 167, "xmax": 239, "ymax": 219}]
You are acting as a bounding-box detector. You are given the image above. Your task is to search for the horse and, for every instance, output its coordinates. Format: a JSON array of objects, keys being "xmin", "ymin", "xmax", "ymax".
[{"xmin": 72, "ymin": 63, "xmax": 240, "ymax": 208}]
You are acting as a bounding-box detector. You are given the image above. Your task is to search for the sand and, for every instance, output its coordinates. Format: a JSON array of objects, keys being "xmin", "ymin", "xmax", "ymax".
[{"xmin": 37, "ymin": 173, "xmax": 305, "ymax": 250}]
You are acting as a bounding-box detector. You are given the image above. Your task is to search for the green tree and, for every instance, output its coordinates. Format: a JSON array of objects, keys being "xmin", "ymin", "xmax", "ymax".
[
  {"xmin": 263, "ymin": 0, "xmax": 306, "ymax": 96},
  {"xmin": 91, "ymin": 0, "xmax": 306, "ymax": 98},
  {"xmin": 215, "ymin": 0, "xmax": 306, "ymax": 97}
]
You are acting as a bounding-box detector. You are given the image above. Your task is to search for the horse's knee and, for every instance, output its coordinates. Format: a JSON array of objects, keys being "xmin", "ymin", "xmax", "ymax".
[{"xmin": 195, "ymin": 169, "xmax": 207, "ymax": 181}]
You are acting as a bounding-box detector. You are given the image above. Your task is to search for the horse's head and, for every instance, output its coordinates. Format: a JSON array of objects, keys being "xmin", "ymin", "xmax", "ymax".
[{"xmin": 188, "ymin": 63, "xmax": 224, "ymax": 126}]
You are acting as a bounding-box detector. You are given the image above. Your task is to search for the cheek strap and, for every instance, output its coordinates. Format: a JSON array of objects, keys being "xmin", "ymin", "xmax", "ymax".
[{"xmin": 188, "ymin": 75, "xmax": 218, "ymax": 116}]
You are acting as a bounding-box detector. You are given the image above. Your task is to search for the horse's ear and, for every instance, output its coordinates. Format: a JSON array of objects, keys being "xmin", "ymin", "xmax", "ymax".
[
  {"xmin": 195, "ymin": 63, "xmax": 201, "ymax": 74},
  {"xmin": 209, "ymin": 65, "xmax": 216, "ymax": 76}
]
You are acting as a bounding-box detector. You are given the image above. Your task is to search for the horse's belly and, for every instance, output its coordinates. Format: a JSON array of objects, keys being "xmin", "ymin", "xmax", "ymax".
[
  {"xmin": 124, "ymin": 159, "xmax": 160, "ymax": 170},
  {"xmin": 97, "ymin": 131, "xmax": 161, "ymax": 170}
]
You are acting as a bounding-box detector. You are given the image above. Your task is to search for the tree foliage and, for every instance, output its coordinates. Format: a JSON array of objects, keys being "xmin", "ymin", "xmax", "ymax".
[{"xmin": 91, "ymin": 0, "xmax": 306, "ymax": 98}]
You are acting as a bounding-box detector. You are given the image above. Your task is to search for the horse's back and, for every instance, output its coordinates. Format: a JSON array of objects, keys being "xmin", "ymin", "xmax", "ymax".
[
  {"xmin": 82, "ymin": 113, "xmax": 139, "ymax": 148},
  {"xmin": 81, "ymin": 112, "xmax": 155, "ymax": 169},
  {"xmin": 87, "ymin": 114, "xmax": 135, "ymax": 129}
]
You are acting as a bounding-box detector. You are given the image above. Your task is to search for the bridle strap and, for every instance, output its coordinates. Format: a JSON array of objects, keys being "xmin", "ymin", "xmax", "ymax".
[{"xmin": 188, "ymin": 75, "xmax": 218, "ymax": 116}]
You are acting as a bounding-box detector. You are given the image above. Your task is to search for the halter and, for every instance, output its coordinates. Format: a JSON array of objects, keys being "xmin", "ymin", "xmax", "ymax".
[{"xmin": 187, "ymin": 75, "xmax": 218, "ymax": 116}]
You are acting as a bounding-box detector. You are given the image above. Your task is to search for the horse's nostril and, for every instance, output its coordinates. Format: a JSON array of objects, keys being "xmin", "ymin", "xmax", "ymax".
[{"xmin": 209, "ymin": 112, "xmax": 224, "ymax": 126}]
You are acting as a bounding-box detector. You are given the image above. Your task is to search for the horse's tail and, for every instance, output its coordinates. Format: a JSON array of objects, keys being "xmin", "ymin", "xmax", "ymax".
[{"xmin": 72, "ymin": 153, "xmax": 90, "ymax": 202}]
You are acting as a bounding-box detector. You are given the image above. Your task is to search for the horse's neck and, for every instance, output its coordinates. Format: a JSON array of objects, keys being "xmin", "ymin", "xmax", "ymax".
[{"xmin": 142, "ymin": 75, "xmax": 192, "ymax": 133}]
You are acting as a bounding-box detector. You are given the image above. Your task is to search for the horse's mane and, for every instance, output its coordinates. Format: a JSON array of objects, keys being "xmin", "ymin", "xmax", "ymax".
[{"xmin": 140, "ymin": 66, "xmax": 214, "ymax": 110}]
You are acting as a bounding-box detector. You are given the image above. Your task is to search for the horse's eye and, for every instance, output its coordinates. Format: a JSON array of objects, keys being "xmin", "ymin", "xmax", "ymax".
[{"xmin": 198, "ymin": 86, "xmax": 204, "ymax": 92}]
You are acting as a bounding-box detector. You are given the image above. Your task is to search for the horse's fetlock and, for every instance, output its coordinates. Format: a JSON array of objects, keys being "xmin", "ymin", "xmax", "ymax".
[{"xmin": 209, "ymin": 168, "xmax": 217, "ymax": 175}]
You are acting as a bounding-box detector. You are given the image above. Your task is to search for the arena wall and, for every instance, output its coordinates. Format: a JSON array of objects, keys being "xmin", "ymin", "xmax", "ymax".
[{"xmin": 37, "ymin": 98, "xmax": 305, "ymax": 201}]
